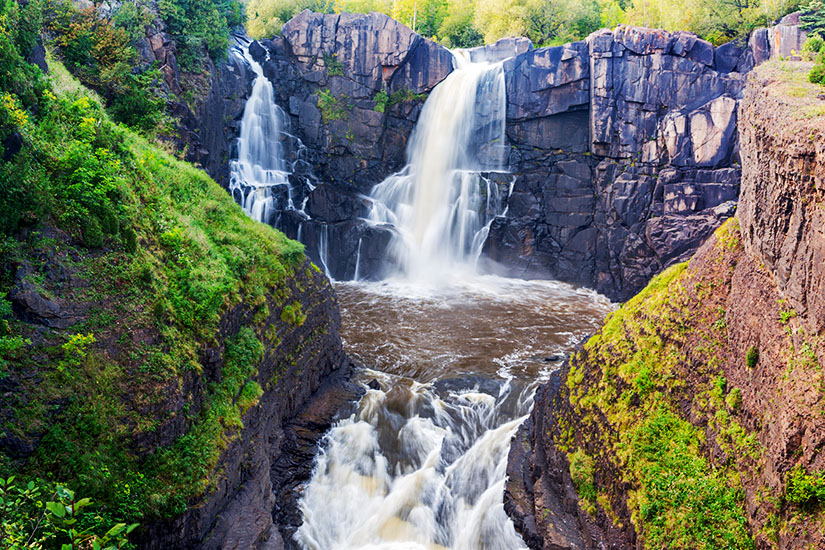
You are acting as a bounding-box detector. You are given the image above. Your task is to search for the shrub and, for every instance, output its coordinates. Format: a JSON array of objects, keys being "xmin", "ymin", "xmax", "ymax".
[
  {"xmin": 373, "ymin": 89, "xmax": 388, "ymax": 113},
  {"xmin": 0, "ymin": 477, "xmax": 136, "ymax": 548},
  {"xmin": 568, "ymin": 448, "xmax": 597, "ymax": 514},
  {"xmin": 811, "ymin": 48, "xmax": 825, "ymax": 85},
  {"xmin": 726, "ymin": 387, "xmax": 742, "ymax": 412},
  {"xmin": 802, "ymin": 33, "xmax": 824, "ymax": 60},
  {"xmin": 746, "ymin": 346, "xmax": 759, "ymax": 368},
  {"xmin": 786, "ymin": 465, "xmax": 825, "ymax": 507}
]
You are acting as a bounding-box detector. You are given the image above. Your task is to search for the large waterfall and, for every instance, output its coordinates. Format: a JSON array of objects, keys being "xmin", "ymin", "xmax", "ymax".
[
  {"xmin": 229, "ymin": 47, "xmax": 296, "ymax": 224},
  {"xmin": 367, "ymin": 51, "xmax": 508, "ymax": 280},
  {"xmin": 226, "ymin": 41, "xmax": 614, "ymax": 550}
]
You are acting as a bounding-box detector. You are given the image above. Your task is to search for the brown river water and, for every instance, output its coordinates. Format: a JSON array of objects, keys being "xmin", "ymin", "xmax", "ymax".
[{"xmin": 294, "ymin": 276, "xmax": 614, "ymax": 550}]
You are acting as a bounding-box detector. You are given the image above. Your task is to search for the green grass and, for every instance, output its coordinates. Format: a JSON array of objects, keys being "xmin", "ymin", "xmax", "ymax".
[
  {"xmin": 0, "ymin": 44, "xmax": 310, "ymax": 526},
  {"xmin": 562, "ymin": 219, "xmax": 755, "ymax": 549}
]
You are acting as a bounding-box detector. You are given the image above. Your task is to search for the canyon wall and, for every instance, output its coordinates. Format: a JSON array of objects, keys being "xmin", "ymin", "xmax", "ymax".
[
  {"xmin": 504, "ymin": 60, "xmax": 825, "ymax": 549},
  {"xmin": 212, "ymin": 10, "xmax": 805, "ymax": 300}
]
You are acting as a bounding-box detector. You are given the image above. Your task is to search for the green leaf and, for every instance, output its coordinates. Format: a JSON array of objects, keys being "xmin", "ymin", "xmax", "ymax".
[
  {"xmin": 104, "ymin": 523, "xmax": 126, "ymax": 538},
  {"xmin": 46, "ymin": 501, "xmax": 67, "ymax": 518}
]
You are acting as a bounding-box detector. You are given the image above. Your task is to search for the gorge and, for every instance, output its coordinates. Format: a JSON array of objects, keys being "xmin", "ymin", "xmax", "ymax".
[{"xmin": 2, "ymin": 1, "xmax": 824, "ymax": 549}]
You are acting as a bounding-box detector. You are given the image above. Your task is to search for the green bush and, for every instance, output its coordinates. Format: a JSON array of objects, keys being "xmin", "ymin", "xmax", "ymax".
[
  {"xmin": 158, "ymin": 0, "xmax": 245, "ymax": 70},
  {"xmin": 373, "ymin": 89, "xmax": 388, "ymax": 113},
  {"xmin": 746, "ymin": 346, "xmax": 759, "ymax": 368},
  {"xmin": 786, "ymin": 465, "xmax": 825, "ymax": 507},
  {"xmin": 802, "ymin": 33, "xmax": 824, "ymax": 60},
  {"xmin": 811, "ymin": 48, "xmax": 825, "ymax": 85},
  {"xmin": 0, "ymin": 477, "xmax": 136, "ymax": 549}
]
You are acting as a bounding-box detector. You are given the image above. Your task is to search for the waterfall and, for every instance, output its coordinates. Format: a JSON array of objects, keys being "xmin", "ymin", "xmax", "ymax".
[
  {"xmin": 229, "ymin": 47, "xmax": 293, "ymax": 224},
  {"xmin": 296, "ymin": 373, "xmax": 530, "ymax": 550},
  {"xmin": 367, "ymin": 50, "xmax": 508, "ymax": 280}
]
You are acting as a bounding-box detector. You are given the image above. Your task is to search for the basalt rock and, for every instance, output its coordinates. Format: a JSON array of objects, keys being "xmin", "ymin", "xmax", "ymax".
[
  {"xmin": 505, "ymin": 59, "xmax": 825, "ymax": 550},
  {"xmin": 211, "ymin": 14, "xmax": 805, "ymax": 300}
]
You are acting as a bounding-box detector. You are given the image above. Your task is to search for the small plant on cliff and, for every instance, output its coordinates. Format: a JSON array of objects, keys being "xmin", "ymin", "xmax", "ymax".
[
  {"xmin": 746, "ymin": 346, "xmax": 760, "ymax": 368},
  {"xmin": 317, "ymin": 89, "xmax": 348, "ymax": 123},
  {"xmin": 281, "ymin": 301, "xmax": 306, "ymax": 327},
  {"xmin": 323, "ymin": 53, "xmax": 344, "ymax": 77},
  {"xmin": 726, "ymin": 387, "xmax": 742, "ymax": 412},
  {"xmin": 373, "ymin": 89, "xmax": 388, "ymax": 113},
  {"xmin": 786, "ymin": 465, "xmax": 825, "ymax": 508},
  {"xmin": 568, "ymin": 448, "xmax": 597, "ymax": 515}
]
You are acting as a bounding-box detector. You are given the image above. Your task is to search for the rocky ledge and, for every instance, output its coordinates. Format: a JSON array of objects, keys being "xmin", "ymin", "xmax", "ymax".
[{"xmin": 505, "ymin": 60, "xmax": 825, "ymax": 549}]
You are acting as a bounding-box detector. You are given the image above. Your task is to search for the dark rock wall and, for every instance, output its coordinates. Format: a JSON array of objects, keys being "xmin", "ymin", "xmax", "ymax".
[
  {"xmin": 504, "ymin": 60, "xmax": 825, "ymax": 550},
  {"xmin": 485, "ymin": 28, "xmax": 748, "ymax": 299},
  {"xmin": 133, "ymin": 262, "xmax": 355, "ymax": 550}
]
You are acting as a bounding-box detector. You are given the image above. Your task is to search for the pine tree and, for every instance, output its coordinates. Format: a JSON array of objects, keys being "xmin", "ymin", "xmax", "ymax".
[{"xmin": 801, "ymin": 0, "xmax": 825, "ymax": 36}]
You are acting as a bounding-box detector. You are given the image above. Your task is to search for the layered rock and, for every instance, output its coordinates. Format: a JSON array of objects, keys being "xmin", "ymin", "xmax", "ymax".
[
  {"xmin": 217, "ymin": 12, "xmax": 796, "ymax": 299},
  {"xmin": 485, "ymin": 26, "xmax": 747, "ymax": 299},
  {"xmin": 505, "ymin": 60, "xmax": 825, "ymax": 549}
]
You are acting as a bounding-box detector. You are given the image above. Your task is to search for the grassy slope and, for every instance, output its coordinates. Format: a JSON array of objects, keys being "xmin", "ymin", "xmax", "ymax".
[
  {"xmin": 559, "ymin": 219, "xmax": 758, "ymax": 549},
  {"xmin": 0, "ymin": 54, "xmax": 310, "ymax": 524}
]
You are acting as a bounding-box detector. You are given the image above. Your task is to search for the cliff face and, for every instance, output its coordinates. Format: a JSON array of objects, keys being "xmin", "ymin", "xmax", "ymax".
[
  {"xmin": 0, "ymin": 53, "xmax": 356, "ymax": 548},
  {"xmin": 220, "ymin": 12, "xmax": 804, "ymax": 300},
  {"xmin": 505, "ymin": 60, "xmax": 825, "ymax": 549},
  {"xmin": 486, "ymin": 28, "xmax": 747, "ymax": 300}
]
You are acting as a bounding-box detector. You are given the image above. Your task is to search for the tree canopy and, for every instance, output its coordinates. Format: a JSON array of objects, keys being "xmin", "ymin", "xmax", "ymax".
[{"xmin": 246, "ymin": 0, "xmax": 809, "ymax": 47}]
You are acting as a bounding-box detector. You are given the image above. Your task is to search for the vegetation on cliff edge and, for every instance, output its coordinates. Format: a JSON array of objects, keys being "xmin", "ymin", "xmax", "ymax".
[{"xmin": 0, "ymin": 2, "xmax": 307, "ymax": 541}]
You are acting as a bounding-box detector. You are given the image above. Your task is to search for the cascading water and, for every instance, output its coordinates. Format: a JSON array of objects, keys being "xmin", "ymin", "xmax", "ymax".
[
  {"xmin": 229, "ymin": 47, "xmax": 295, "ymax": 224},
  {"xmin": 368, "ymin": 50, "xmax": 509, "ymax": 279},
  {"xmin": 296, "ymin": 279, "xmax": 615, "ymax": 550},
  {"xmin": 225, "ymin": 41, "xmax": 614, "ymax": 550}
]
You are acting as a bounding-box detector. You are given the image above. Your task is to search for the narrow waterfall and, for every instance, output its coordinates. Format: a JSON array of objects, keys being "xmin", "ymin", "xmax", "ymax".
[
  {"xmin": 229, "ymin": 47, "xmax": 293, "ymax": 224},
  {"xmin": 368, "ymin": 50, "xmax": 508, "ymax": 279}
]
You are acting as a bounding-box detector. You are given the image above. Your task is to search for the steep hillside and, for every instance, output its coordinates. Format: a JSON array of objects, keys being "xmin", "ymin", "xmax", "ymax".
[
  {"xmin": 505, "ymin": 59, "xmax": 825, "ymax": 549},
  {"xmin": 0, "ymin": 8, "xmax": 352, "ymax": 549}
]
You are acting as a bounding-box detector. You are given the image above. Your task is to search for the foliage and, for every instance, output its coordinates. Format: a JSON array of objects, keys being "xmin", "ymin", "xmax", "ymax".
[
  {"xmin": 0, "ymin": 18, "xmax": 308, "ymax": 527},
  {"xmin": 746, "ymin": 345, "xmax": 759, "ymax": 367},
  {"xmin": 373, "ymin": 89, "xmax": 388, "ymax": 112},
  {"xmin": 44, "ymin": 0, "xmax": 166, "ymax": 131},
  {"xmin": 280, "ymin": 301, "xmax": 306, "ymax": 326},
  {"xmin": 323, "ymin": 52, "xmax": 343, "ymax": 76},
  {"xmin": 801, "ymin": 0, "xmax": 825, "ymax": 36},
  {"xmin": 786, "ymin": 465, "xmax": 825, "ymax": 507},
  {"xmin": 159, "ymin": 0, "xmax": 245, "ymax": 69},
  {"xmin": 628, "ymin": 408, "xmax": 752, "ymax": 549},
  {"xmin": 568, "ymin": 448, "xmax": 597, "ymax": 515},
  {"xmin": 318, "ymin": 88, "xmax": 349, "ymax": 122},
  {"xmin": 0, "ymin": 476, "xmax": 136, "ymax": 549},
  {"xmin": 802, "ymin": 32, "xmax": 824, "ymax": 59},
  {"xmin": 725, "ymin": 387, "xmax": 742, "ymax": 411},
  {"xmin": 810, "ymin": 47, "xmax": 825, "ymax": 85}
]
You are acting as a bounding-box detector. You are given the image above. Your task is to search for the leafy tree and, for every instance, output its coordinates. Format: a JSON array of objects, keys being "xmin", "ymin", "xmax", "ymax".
[{"xmin": 437, "ymin": 0, "xmax": 483, "ymax": 47}]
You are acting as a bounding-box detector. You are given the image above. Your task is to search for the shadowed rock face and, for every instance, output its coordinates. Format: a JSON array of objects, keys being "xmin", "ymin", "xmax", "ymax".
[
  {"xmin": 505, "ymin": 61, "xmax": 825, "ymax": 550},
  {"xmin": 205, "ymin": 13, "xmax": 804, "ymax": 300}
]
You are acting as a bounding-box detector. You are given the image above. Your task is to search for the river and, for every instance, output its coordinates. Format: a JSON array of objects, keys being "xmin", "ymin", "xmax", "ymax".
[{"xmin": 295, "ymin": 276, "xmax": 613, "ymax": 550}]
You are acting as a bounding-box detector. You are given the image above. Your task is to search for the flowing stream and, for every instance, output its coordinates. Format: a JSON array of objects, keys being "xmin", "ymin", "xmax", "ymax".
[
  {"xmin": 229, "ymin": 44, "xmax": 614, "ymax": 549},
  {"xmin": 295, "ymin": 52, "xmax": 613, "ymax": 549},
  {"xmin": 296, "ymin": 278, "xmax": 613, "ymax": 550}
]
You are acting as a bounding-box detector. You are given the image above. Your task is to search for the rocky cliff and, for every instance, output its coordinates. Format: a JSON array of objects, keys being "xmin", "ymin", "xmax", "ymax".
[
  {"xmin": 0, "ymin": 50, "xmax": 358, "ymax": 548},
  {"xmin": 217, "ymin": 11, "xmax": 805, "ymax": 300},
  {"xmin": 504, "ymin": 59, "xmax": 825, "ymax": 549}
]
